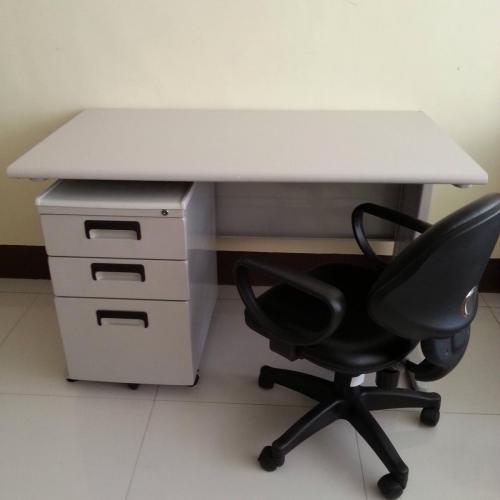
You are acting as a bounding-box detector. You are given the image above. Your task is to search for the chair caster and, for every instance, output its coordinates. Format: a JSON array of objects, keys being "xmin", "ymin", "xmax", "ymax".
[
  {"xmin": 258, "ymin": 446, "xmax": 285, "ymax": 472},
  {"xmin": 377, "ymin": 473, "xmax": 405, "ymax": 499},
  {"xmin": 128, "ymin": 383, "xmax": 139, "ymax": 390},
  {"xmin": 420, "ymin": 407, "xmax": 440, "ymax": 426},
  {"xmin": 66, "ymin": 378, "xmax": 78, "ymax": 383},
  {"xmin": 258, "ymin": 366, "xmax": 274, "ymax": 390},
  {"xmin": 376, "ymin": 368, "xmax": 399, "ymax": 390}
]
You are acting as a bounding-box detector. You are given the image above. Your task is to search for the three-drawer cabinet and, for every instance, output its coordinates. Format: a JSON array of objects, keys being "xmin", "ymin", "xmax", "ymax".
[{"xmin": 37, "ymin": 180, "xmax": 217, "ymax": 386}]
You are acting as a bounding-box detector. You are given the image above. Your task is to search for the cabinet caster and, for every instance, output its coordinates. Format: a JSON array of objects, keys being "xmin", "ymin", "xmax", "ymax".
[
  {"xmin": 258, "ymin": 366, "xmax": 274, "ymax": 390},
  {"xmin": 128, "ymin": 383, "xmax": 139, "ymax": 390},
  {"xmin": 377, "ymin": 473, "xmax": 404, "ymax": 499},
  {"xmin": 420, "ymin": 407, "xmax": 440, "ymax": 426},
  {"xmin": 66, "ymin": 378, "xmax": 78, "ymax": 383},
  {"xmin": 258, "ymin": 446, "xmax": 284, "ymax": 472},
  {"xmin": 376, "ymin": 368, "xmax": 399, "ymax": 390}
]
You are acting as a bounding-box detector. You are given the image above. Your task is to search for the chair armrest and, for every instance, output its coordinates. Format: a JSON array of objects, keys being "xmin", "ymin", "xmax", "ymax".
[
  {"xmin": 352, "ymin": 203, "xmax": 432, "ymax": 270},
  {"xmin": 233, "ymin": 257, "xmax": 346, "ymax": 346}
]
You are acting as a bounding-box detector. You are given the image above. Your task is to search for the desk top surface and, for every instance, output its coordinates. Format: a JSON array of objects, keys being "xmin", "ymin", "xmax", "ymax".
[{"xmin": 7, "ymin": 109, "xmax": 487, "ymax": 184}]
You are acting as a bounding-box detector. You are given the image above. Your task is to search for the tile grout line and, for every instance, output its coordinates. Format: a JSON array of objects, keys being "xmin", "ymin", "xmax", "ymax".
[
  {"xmin": 146, "ymin": 397, "xmax": 315, "ymax": 409},
  {"xmin": 0, "ymin": 390, "xmax": 318, "ymax": 410},
  {"xmin": 0, "ymin": 293, "xmax": 39, "ymax": 350},
  {"xmin": 0, "ymin": 389, "xmax": 499, "ymax": 417},
  {"xmin": 487, "ymin": 305, "xmax": 500, "ymax": 327},
  {"xmin": 124, "ymin": 386, "xmax": 159, "ymax": 500},
  {"xmin": 354, "ymin": 433, "xmax": 369, "ymax": 500},
  {"xmin": 0, "ymin": 391, "xmax": 158, "ymax": 402},
  {"xmin": 481, "ymin": 296, "xmax": 500, "ymax": 310}
]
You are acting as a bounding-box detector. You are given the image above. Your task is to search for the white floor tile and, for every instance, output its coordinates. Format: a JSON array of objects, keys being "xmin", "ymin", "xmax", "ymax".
[
  {"xmin": 481, "ymin": 293, "xmax": 500, "ymax": 308},
  {"xmin": 157, "ymin": 300, "xmax": 334, "ymax": 406},
  {"xmin": 0, "ymin": 394, "xmax": 152, "ymax": 500},
  {"xmin": 0, "ymin": 295, "xmax": 157, "ymax": 399},
  {"xmin": 128, "ymin": 400, "xmax": 365, "ymax": 500},
  {"xmin": 218, "ymin": 284, "xmax": 269, "ymax": 300},
  {"xmin": 0, "ymin": 278, "xmax": 52, "ymax": 294},
  {"xmin": 490, "ymin": 307, "xmax": 500, "ymax": 325},
  {"xmin": 357, "ymin": 410, "xmax": 500, "ymax": 500},
  {"xmin": 36, "ymin": 279, "xmax": 54, "ymax": 294},
  {"xmin": 478, "ymin": 294, "xmax": 487, "ymax": 307},
  {"xmin": 217, "ymin": 285, "xmax": 240, "ymax": 299},
  {"xmin": 0, "ymin": 292, "xmax": 36, "ymax": 344},
  {"xmin": 428, "ymin": 307, "xmax": 500, "ymax": 414}
]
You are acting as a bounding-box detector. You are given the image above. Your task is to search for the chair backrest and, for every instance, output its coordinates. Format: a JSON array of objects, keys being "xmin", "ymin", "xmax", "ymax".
[{"xmin": 368, "ymin": 193, "xmax": 500, "ymax": 342}]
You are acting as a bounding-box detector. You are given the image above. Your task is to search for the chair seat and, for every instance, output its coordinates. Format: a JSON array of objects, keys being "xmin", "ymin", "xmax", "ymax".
[{"xmin": 245, "ymin": 263, "xmax": 418, "ymax": 374}]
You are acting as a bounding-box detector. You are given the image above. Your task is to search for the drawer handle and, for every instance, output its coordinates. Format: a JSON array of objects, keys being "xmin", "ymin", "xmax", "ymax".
[
  {"xmin": 84, "ymin": 220, "xmax": 142, "ymax": 240},
  {"xmin": 96, "ymin": 310, "xmax": 149, "ymax": 328},
  {"xmin": 91, "ymin": 263, "xmax": 146, "ymax": 282}
]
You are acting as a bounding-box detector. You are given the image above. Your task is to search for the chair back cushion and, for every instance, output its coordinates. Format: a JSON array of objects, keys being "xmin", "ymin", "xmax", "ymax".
[{"xmin": 368, "ymin": 193, "xmax": 500, "ymax": 340}]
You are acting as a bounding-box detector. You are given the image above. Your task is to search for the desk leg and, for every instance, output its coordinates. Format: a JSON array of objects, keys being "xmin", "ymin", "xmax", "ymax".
[
  {"xmin": 393, "ymin": 184, "xmax": 433, "ymax": 254},
  {"xmin": 392, "ymin": 183, "xmax": 433, "ymax": 389}
]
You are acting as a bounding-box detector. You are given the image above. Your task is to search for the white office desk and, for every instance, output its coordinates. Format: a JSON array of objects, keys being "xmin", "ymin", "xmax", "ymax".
[
  {"xmin": 7, "ymin": 109, "xmax": 488, "ymax": 253},
  {"xmin": 5, "ymin": 109, "xmax": 489, "ymax": 385}
]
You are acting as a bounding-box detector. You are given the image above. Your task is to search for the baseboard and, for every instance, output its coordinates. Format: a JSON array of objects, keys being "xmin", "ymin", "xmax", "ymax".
[
  {"xmin": 0, "ymin": 246, "xmax": 50, "ymax": 279},
  {"xmin": 1, "ymin": 245, "xmax": 499, "ymax": 292}
]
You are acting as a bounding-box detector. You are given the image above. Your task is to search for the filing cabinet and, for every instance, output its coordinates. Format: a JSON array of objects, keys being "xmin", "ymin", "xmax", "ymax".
[{"xmin": 37, "ymin": 180, "xmax": 217, "ymax": 386}]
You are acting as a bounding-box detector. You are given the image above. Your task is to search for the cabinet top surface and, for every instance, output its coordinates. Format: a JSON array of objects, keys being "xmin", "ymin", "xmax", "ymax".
[
  {"xmin": 7, "ymin": 109, "xmax": 487, "ymax": 184},
  {"xmin": 36, "ymin": 180, "xmax": 191, "ymax": 210}
]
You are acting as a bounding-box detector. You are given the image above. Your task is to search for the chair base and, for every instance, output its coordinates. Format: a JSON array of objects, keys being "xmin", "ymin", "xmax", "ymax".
[{"xmin": 257, "ymin": 365, "xmax": 441, "ymax": 499}]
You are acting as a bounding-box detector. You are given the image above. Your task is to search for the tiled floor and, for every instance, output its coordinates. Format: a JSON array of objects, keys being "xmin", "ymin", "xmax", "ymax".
[{"xmin": 0, "ymin": 279, "xmax": 499, "ymax": 500}]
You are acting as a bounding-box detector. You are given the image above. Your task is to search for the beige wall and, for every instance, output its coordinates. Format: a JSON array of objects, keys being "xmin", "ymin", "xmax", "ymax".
[{"xmin": 1, "ymin": 1, "xmax": 499, "ymax": 252}]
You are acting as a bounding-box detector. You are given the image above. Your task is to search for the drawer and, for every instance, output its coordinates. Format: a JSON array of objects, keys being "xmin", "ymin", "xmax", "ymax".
[
  {"xmin": 49, "ymin": 257, "xmax": 189, "ymax": 300},
  {"xmin": 55, "ymin": 297, "xmax": 195, "ymax": 385},
  {"xmin": 41, "ymin": 214, "xmax": 186, "ymax": 259}
]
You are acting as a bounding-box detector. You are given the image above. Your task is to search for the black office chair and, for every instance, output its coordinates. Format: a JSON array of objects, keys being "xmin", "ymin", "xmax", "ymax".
[{"xmin": 234, "ymin": 194, "xmax": 500, "ymax": 499}]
